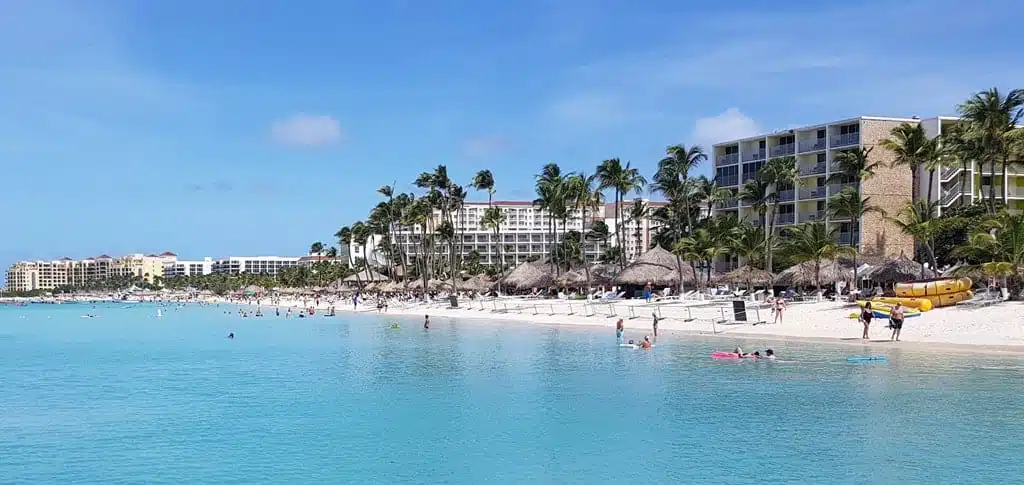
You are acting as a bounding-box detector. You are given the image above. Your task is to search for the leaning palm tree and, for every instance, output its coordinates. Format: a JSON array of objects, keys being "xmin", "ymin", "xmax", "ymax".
[
  {"xmin": 597, "ymin": 158, "xmax": 647, "ymax": 268},
  {"xmin": 783, "ymin": 221, "xmax": 855, "ymax": 293},
  {"xmin": 309, "ymin": 241, "xmax": 325, "ymax": 255},
  {"xmin": 334, "ymin": 226, "xmax": 360, "ymax": 287},
  {"xmin": 828, "ymin": 146, "xmax": 881, "ymax": 183},
  {"xmin": 957, "ymin": 88, "xmax": 1024, "ymax": 211},
  {"xmin": 886, "ymin": 199, "xmax": 944, "ymax": 277},
  {"xmin": 879, "ymin": 122, "xmax": 937, "ymax": 204},
  {"xmin": 471, "ymin": 169, "xmax": 496, "ymax": 206},
  {"xmin": 565, "ymin": 172, "xmax": 604, "ymax": 294},
  {"xmin": 827, "ymin": 188, "xmax": 886, "ymax": 285},
  {"xmin": 694, "ymin": 175, "xmax": 731, "ymax": 222}
]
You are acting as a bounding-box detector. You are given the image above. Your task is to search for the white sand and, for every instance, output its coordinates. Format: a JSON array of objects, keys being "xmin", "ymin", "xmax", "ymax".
[{"xmin": 235, "ymin": 295, "xmax": 1024, "ymax": 354}]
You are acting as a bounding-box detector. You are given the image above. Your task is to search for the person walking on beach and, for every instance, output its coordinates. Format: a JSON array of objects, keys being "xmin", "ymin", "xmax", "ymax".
[
  {"xmin": 352, "ymin": 292, "xmax": 359, "ymax": 311},
  {"xmin": 616, "ymin": 318, "xmax": 624, "ymax": 341},
  {"xmin": 860, "ymin": 302, "xmax": 873, "ymax": 340},
  {"xmin": 889, "ymin": 303, "xmax": 905, "ymax": 342},
  {"xmin": 652, "ymin": 312, "xmax": 660, "ymax": 338},
  {"xmin": 772, "ymin": 297, "xmax": 787, "ymax": 324},
  {"xmin": 424, "ymin": 315, "xmax": 430, "ymax": 330}
]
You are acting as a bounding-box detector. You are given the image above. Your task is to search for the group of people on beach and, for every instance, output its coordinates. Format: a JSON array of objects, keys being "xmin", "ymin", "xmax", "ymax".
[{"xmin": 858, "ymin": 302, "xmax": 905, "ymax": 341}]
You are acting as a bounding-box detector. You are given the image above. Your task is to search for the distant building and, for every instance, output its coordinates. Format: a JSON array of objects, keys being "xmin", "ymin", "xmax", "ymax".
[
  {"xmin": 4, "ymin": 252, "xmax": 175, "ymax": 292},
  {"xmin": 210, "ymin": 256, "xmax": 300, "ymax": 276},
  {"xmin": 163, "ymin": 257, "xmax": 214, "ymax": 278}
]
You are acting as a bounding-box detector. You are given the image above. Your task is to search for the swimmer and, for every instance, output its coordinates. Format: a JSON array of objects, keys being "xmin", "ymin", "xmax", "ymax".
[
  {"xmin": 734, "ymin": 346, "xmax": 745, "ymax": 357},
  {"xmin": 765, "ymin": 349, "xmax": 776, "ymax": 360},
  {"xmin": 640, "ymin": 336, "xmax": 652, "ymax": 349},
  {"xmin": 615, "ymin": 318, "xmax": 624, "ymax": 340},
  {"xmin": 227, "ymin": 332, "xmax": 234, "ymax": 339},
  {"xmin": 424, "ymin": 315, "xmax": 430, "ymax": 329},
  {"xmin": 390, "ymin": 322, "xmax": 400, "ymax": 329},
  {"xmin": 651, "ymin": 313, "xmax": 660, "ymax": 337}
]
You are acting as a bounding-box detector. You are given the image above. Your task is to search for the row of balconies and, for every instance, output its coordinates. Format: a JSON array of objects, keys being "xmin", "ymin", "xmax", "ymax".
[
  {"xmin": 719, "ymin": 133, "xmax": 860, "ymax": 166},
  {"xmin": 715, "ymin": 184, "xmax": 857, "ymax": 209}
]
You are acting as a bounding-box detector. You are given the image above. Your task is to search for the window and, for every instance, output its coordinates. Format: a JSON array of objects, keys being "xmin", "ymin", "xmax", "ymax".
[
  {"xmin": 779, "ymin": 204, "xmax": 795, "ymax": 215},
  {"xmin": 816, "ymin": 153, "xmax": 826, "ymax": 163},
  {"xmin": 724, "ymin": 145, "xmax": 739, "ymax": 155},
  {"xmin": 840, "ymin": 124, "xmax": 859, "ymax": 135},
  {"xmin": 817, "ymin": 177, "xmax": 825, "ymax": 187},
  {"xmin": 758, "ymin": 140, "xmax": 766, "ymax": 149},
  {"xmin": 779, "ymin": 135, "xmax": 795, "ymax": 145},
  {"xmin": 817, "ymin": 129, "xmax": 826, "ymax": 139},
  {"xmin": 817, "ymin": 201, "xmax": 826, "ymax": 211}
]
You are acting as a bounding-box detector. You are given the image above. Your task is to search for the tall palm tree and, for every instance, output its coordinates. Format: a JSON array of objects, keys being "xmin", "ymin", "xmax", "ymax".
[
  {"xmin": 535, "ymin": 163, "xmax": 564, "ymax": 273},
  {"xmin": 480, "ymin": 206, "xmax": 507, "ymax": 292},
  {"xmin": 783, "ymin": 221, "xmax": 855, "ymax": 293},
  {"xmin": 673, "ymin": 228, "xmax": 724, "ymax": 292},
  {"xmin": 309, "ymin": 241, "xmax": 325, "ymax": 255},
  {"xmin": 728, "ymin": 224, "xmax": 768, "ymax": 269},
  {"xmin": 957, "ymin": 88, "xmax": 1024, "ymax": 212},
  {"xmin": 565, "ymin": 172, "xmax": 603, "ymax": 294},
  {"xmin": 760, "ymin": 156, "xmax": 798, "ymax": 272},
  {"xmin": 879, "ymin": 122, "xmax": 937, "ymax": 204},
  {"xmin": 334, "ymin": 226, "xmax": 360, "ymax": 287},
  {"xmin": 377, "ymin": 184, "xmax": 398, "ymax": 280},
  {"xmin": 597, "ymin": 158, "xmax": 647, "ymax": 268},
  {"xmin": 694, "ymin": 175, "xmax": 731, "ymax": 221},
  {"xmin": 827, "ymin": 188, "xmax": 886, "ymax": 285},
  {"xmin": 658, "ymin": 144, "xmax": 707, "ymax": 235},
  {"xmin": 471, "ymin": 170, "xmax": 496, "ymax": 206},
  {"xmin": 628, "ymin": 199, "xmax": 648, "ymax": 260},
  {"xmin": 952, "ymin": 212, "xmax": 1024, "ymax": 298},
  {"xmin": 886, "ymin": 199, "xmax": 944, "ymax": 276},
  {"xmin": 738, "ymin": 177, "xmax": 772, "ymax": 268}
]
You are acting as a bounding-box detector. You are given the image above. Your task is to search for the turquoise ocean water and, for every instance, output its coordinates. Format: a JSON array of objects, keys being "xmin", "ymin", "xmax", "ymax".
[{"xmin": 1, "ymin": 302, "xmax": 1022, "ymax": 484}]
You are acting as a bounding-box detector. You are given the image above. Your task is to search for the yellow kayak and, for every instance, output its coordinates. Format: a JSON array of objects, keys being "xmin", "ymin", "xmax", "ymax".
[
  {"xmin": 894, "ymin": 278, "xmax": 972, "ymax": 297},
  {"xmin": 872, "ymin": 297, "xmax": 933, "ymax": 311}
]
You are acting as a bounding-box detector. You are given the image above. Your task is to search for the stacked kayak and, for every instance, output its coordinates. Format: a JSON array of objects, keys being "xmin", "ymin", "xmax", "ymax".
[
  {"xmin": 886, "ymin": 277, "xmax": 974, "ymax": 309},
  {"xmin": 857, "ymin": 301, "xmax": 921, "ymax": 319}
]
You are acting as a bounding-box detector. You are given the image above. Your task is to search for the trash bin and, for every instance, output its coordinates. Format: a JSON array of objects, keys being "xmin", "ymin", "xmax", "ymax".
[{"xmin": 449, "ymin": 295, "xmax": 459, "ymax": 308}]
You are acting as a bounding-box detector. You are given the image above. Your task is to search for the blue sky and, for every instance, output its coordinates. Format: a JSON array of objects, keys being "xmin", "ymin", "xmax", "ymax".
[{"xmin": 1, "ymin": 0, "xmax": 1021, "ymax": 280}]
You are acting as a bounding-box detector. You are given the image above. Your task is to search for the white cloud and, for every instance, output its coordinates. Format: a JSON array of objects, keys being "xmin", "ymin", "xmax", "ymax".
[
  {"xmin": 462, "ymin": 135, "xmax": 510, "ymax": 157},
  {"xmin": 269, "ymin": 114, "xmax": 344, "ymax": 147},
  {"xmin": 691, "ymin": 108, "xmax": 761, "ymax": 149}
]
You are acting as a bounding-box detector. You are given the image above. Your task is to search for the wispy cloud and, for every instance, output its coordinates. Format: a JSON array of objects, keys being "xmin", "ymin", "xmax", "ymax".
[
  {"xmin": 269, "ymin": 114, "xmax": 344, "ymax": 148},
  {"xmin": 691, "ymin": 109, "xmax": 761, "ymax": 150},
  {"xmin": 462, "ymin": 135, "xmax": 511, "ymax": 157}
]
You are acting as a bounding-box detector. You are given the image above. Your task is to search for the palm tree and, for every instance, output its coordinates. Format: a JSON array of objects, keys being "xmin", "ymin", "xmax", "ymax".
[
  {"xmin": 738, "ymin": 177, "xmax": 772, "ymax": 268},
  {"xmin": 827, "ymin": 188, "xmax": 886, "ymax": 286},
  {"xmin": 879, "ymin": 122, "xmax": 937, "ymax": 204},
  {"xmin": 480, "ymin": 205, "xmax": 507, "ymax": 292},
  {"xmin": 350, "ymin": 221, "xmax": 374, "ymax": 284},
  {"xmin": 827, "ymin": 147, "xmax": 881, "ymax": 183},
  {"xmin": 728, "ymin": 224, "xmax": 768, "ymax": 269},
  {"xmin": 377, "ymin": 184, "xmax": 398, "ymax": 280},
  {"xmin": 628, "ymin": 199, "xmax": 648, "ymax": 259},
  {"xmin": 957, "ymin": 88, "xmax": 1024, "ymax": 211},
  {"xmin": 309, "ymin": 241, "xmax": 325, "ymax": 255},
  {"xmin": 597, "ymin": 158, "xmax": 647, "ymax": 268},
  {"xmin": 658, "ymin": 144, "xmax": 707, "ymax": 234},
  {"xmin": 471, "ymin": 170, "xmax": 496, "ymax": 206},
  {"xmin": 783, "ymin": 221, "xmax": 855, "ymax": 293},
  {"xmin": 760, "ymin": 156, "xmax": 798, "ymax": 272},
  {"xmin": 534, "ymin": 163, "xmax": 564, "ymax": 273},
  {"xmin": 674, "ymin": 228, "xmax": 724, "ymax": 292},
  {"xmin": 952, "ymin": 212, "xmax": 1024, "ymax": 298},
  {"xmin": 334, "ymin": 226, "xmax": 359, "ymax": 287},
  {"xmin": 565, "ymin": 172, "xmax": 603, "ymax": 294},
  {"xmin": 886, "ymin": 199, "xmax": 944, "ymax": 276},
  {"xmin": 694, "ymin": 176, "xmax": 731, "ymax": 221}
]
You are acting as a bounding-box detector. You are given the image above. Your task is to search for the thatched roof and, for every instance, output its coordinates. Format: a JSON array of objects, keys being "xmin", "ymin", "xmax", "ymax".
[
  {"xmin": 775, "ymin": 259, "xmax": 854, "ymax": 287},
  {"xmin": 343, "ymin": 270, "xmax": 388, "ymax": 283},
  {"xmin": 555, "ymin": 270, "xmax": 587, "ymax": 287},
  {"xmin": 861, "ymin": 254, "xmax": 935, "ymax": 284},
  {"xmin": 588, "ymin": 263, "xmax": 617, "ymax": 285},
  {"xmin": 456, "ymin": 275, "xmax": 492, "ymax": 291},
  {"xmin": 613, "ymin": 246, "xmax": 695, "ymax": 286},
  {"xmin": 502, "ymin": 261, "xmax": 554, "ymax": 289},
  {"xmin": 722, "ymin": 265, "xmax": 774, "ymax": 285}
]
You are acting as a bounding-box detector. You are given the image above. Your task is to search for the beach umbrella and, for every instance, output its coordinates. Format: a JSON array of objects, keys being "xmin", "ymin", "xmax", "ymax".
[
  {"xmin": 861, "ymin": 254, "xmax": 936, "ymax": 285},
  {"xmin": 502, "ymin": 261, "xmax": 555, "ymax": 289},
  {"xmin": 613, "ymin": 246, "xmax": 695, "ymax": 287},
  {"xmin": 775, "ymin": 259, "xmax": 855, "ymax": 287},
  {"xmin": 722, "ymin": 265, "xmax": 774, "ymax": 288},
  {"xmin": 555, "ymin": 270, "xmax": 587, "ymax": 287}
]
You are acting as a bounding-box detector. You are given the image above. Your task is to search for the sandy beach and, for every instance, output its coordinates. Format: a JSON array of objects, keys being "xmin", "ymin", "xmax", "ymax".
[{"xmin": 228, "ymin": 294, "xmax": 1024, "ymax": 355}]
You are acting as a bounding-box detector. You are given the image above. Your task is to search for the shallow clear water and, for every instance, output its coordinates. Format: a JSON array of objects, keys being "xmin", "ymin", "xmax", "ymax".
[{"xmin": 1, "ymin": 302, "xmax": 1022, "ymax": 484}]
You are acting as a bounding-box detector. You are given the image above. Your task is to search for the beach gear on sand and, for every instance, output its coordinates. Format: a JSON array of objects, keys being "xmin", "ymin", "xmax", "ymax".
[
  {"xmin": 886, "ymin": 278, "xmax": 974, "ymax": 309},
  {"xmin": 847, "ymin": 356, "xmax": 887, "ymax": 363}
]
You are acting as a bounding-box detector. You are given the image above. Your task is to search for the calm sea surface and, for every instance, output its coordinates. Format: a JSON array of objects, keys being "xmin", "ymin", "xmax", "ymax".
[{"xmin": 1, "ymin": 302, "xmax": 1022, "ymax": 484}]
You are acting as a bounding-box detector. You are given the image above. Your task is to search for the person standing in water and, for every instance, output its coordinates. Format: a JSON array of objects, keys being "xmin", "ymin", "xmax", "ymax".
[
  {"xmin": 651, "ymin": 313, "xmax": 660, "ymax": 338},
  {"xmin": 424, "ymin": 315, "xmax": 430, "ymax": 329},
  {"xmin": 860, "ymin": 302, "xmax": 874, "ymax": 340},
  {"xmin": 889, "ymin": 303, "xmax": 905, "ymax": 342},
  {"xmin": 615, "ymin": 318, "xmax": 624, "ymax": 341}
]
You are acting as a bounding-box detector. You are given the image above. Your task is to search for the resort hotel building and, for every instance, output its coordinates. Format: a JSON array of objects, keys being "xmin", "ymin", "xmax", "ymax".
[
  {"xmin": 361, "ymin": 199, "xmax": 674, "ymax": 269},
  {"xmin": 4, "ymin": 252, "xmax": 177, "ymax": 292}
]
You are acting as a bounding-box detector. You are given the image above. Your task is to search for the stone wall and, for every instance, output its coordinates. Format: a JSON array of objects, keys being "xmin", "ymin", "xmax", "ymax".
[{"xmin": 859, "ymin": 119, "xmax": 915, "ymax": 259}]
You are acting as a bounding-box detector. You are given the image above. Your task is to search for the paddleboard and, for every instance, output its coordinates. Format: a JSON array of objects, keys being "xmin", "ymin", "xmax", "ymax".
[
  {"xmin": 620, "ymin": 343, "xmax": 638, "ymax": 349},
  {"xmin": 712, "ymin": 352, "xmax": 742, "ymax": 359},
  {"xmin": 847, "ymin": 356, "xmax": 887, "ymax": 363}
]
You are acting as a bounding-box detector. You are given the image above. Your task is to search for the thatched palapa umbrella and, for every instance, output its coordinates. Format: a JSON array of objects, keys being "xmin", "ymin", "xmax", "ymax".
[
  {"xmin": 555, "ymin": 270, "xmax": 587, "ymax": 287},
  {"xmin": 613, "ymin": 246, "xmax": 695, "ymax": 290},
  {"xmin": 776, "ymin": 259, "xmax": 854, "ymax": 289},
  {"xmin": 722, "ymin": 265, "xmax": 774, "ymax": 289},
  {"xmin": 861, "ymin": 254, "xmax": 936, "ymax": 286},
  {"xmin": 502, "ymin": 261, "xmax": 554, "ymax": 290}
]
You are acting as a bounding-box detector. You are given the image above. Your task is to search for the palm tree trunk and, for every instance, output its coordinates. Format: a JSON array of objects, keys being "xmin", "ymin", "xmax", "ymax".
[
  {"xmin": 1001, "ymin": 154, "xmax": 1008, "ymax": 208},
  {"xmin": 581, "ymin": 205, "xmax": 591, "ymax": 295},
  {"xmin": 494, "ymin": 227, "xmax": 503, "ymax": 293},
  {"xmin": 927, "ymin": 169, "xmax": 935, "ymax": 205},
  {"xmin": 989, "ymin": 159, "xmax": 997, "ymax": 214},
  {"xmin": 614, "ymin": 190, "xmax": 622, "ymax": 268},
  {"xmin": 911, "ymin": 170, "xmax": 920, "ymax": 203},
  {"xmin": 766, "ymin": 202, "xmax": 777, "ymax": 273},
  {"xmin": 675, "ymin": 254, "xmax": 684, "ymax": 296},
  {"xmin": 682, "ymin": 176, "xmax": 693, "ymax": 235}
]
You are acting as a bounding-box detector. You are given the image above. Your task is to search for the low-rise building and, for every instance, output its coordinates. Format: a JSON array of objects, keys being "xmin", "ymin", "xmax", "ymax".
[{"xmin": 211, "ymin": 256, "xmax": 300, "ymax": 276}]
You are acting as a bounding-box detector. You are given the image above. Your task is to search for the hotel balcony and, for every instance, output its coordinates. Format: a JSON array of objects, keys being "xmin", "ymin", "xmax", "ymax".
[
  {"xmin": 776, "ymin": 213, "xmax": 796, "ymax": 225},
  {"xmin": 770, "ymin": 143, "xmax": 796, "ymax": 157},
  {"xmin": 799, "ymin": 162, "xmax": 826, "ymax": 177},
  {"xmin": 940, "ymin": 166, "xmax": 964, "ymax": 181},
  {"xmin": 799, "ymin": 186, "xmax": 828, "ymax": 200},
  {"xmin": 799, "ymin": 210, "xmax": 827, "ymax": 223},
  {"xmin": 798, "ymin": 139, "xmax": 826, "ymax": 152},
  {"xmin": 838, "ymin": 232, "xmax": 860, "ymax": 246},
  {"xmin": 829, "ymin": 183, "xmax": 859, "ymax": 195},
  {"xmin": 743, "ymin": 150, "xmax": 766, "ymax": 162},
  {"xmin": 715, "ymin": 174, "xmax": 739, "ymax": 186},
  {"xmin": 978, "ymin": 165, "xmax": 1024, "ymax": 175},
  {"xmin": 830, "ymin": 133, "xmax": 860, "ymax": 148},
  {"xmin": 777, "ymin": 189, "xmax": 795, "ymax": 202},
  {"xmin": 715, "ymin": 199, "xmax": 739, "ymax": 209},
  {"xmin": 717, "ymin": 153, "xmax": 739, "ymax": 166},
  {"xmin": 741, "ymin": 173, "xmax": 758, "ymax": 184},
  {"xmin": 1008, "ymin": 186, "xmax": 1024, "ymax": 199}
]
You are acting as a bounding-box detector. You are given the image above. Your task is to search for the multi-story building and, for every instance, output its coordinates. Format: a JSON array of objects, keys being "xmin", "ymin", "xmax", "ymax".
[
  {"xmin": 360, "ymin": 199, "xmax": 669, "ymax": 269},
  {"xmin": 4, "ymin": 252, "xmax": 174, "ymax": 292},
  {"xmin": 211, "ymin": 256, "xmax": 300, "ymax": 276},
  {"xmin": 163, "ymin": 257, "xmax": 214, "ymax": 278},
  {"xmin": 712, "ymin": 116, "xmax": 917, "ymax": 270},
  {"xmin": 919, "ymin": 116, "xmax": 1024, "ymax": 216}
]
